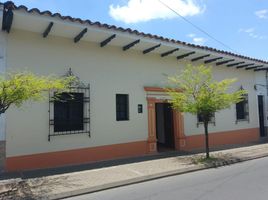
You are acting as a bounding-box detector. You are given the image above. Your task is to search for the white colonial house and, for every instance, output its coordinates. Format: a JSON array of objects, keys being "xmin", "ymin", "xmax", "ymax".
[{"xmin": 0, "ymin": 1, "xmax": 267, "ymax": 172}]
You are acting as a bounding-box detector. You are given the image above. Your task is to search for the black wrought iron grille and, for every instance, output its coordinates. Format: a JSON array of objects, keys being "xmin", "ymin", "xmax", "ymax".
[
  {"xmin": 116, "ymin": 94, "xmax": 129, "ymax": 121},
  {"xmin": 48, "ymin": 85, "xmax": 90, "ymax": 141},
  {"xmin": 236, "ymin": 94, "xmax": 249, "ymax": 121},
  {"xmin": 196, "ymin": 113, "xmax": 216, "ymax": 127}
]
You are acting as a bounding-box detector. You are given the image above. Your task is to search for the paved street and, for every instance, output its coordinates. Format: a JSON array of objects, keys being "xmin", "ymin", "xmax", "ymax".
[{"xmin": 65, "ymin": 156, "xmax": 268, "ymax": 200}]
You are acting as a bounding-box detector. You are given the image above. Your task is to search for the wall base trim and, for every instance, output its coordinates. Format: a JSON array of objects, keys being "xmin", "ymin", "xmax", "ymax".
[
  {"xmin": 5, "ymin": 128, "xmax": 260, "ymax": 172},
  {"xmin": 0, "ymin": 141, "xmax": 5, "ymax": 172},
  {"xmin": 6, "ymin": 140, "xmax": 147, "ymax": 172},
  {"xmin": 182, "ymin": 128, "xmax": 259, "ymax": 151}
]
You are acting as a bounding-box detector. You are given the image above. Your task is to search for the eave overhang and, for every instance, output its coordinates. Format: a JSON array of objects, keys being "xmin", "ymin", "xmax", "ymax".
[{"xmin": 1, "ymin": 2, "xmax": 267, "ymax": 72}]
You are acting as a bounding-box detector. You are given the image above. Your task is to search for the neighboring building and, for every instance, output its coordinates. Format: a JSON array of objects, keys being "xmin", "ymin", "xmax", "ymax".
[{"xmin": 0, "ymin": 1, "xmax": 268, "ymax": 172}]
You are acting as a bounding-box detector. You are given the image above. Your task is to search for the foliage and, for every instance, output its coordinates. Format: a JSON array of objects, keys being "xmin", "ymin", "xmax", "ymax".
[
  {"xmin": 167, "ymin": 64, "xmax": 247, "ymax": 117},
  {"xmin": 191, "ymin": 155, "xmax": 219, "ymax": 165},
  {"xmin": 0, "ymin": 72, "xmax": 74, "ymax": 114},
  {"xmin": 166, "ymin": 64, "xmax": 247, "ymax": 158}
]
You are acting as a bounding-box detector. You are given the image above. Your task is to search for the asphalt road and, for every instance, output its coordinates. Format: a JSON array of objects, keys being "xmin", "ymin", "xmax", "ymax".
[{"xmin": 64, "ymin": 156, "xmax": 268, "ymax": 200}]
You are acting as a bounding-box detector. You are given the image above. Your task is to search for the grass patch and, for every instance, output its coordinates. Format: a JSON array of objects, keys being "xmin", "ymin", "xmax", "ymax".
[{"xmin": 191, "ymin": 155, "xmax": 220, "ymax": 165}]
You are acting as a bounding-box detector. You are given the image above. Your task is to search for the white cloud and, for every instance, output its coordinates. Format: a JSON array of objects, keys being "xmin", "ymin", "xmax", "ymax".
[
  {"xmin": 187, "ymin": 33, "xmax": 196, "ymax": 38},
  {"xmin": 192, "ymin": 37, "xmax": 206, "ymax": 45},
  {"xmin": 187, "ymin": 33, "xmax": 206, "ymax": 45},
  {"xmin": 109, "ymin": 0, "xmax": 205, "ymax": 24},
  {"xmin": 244, "ymin": 28, "xmax": 254, "ymax": 33},
  {"xmin": 239, "ymin": 28, "xmax": 267, "ymax": 40},
  {"xmin": 255, "ymin": 9, "xmax": 268, "ymax": 19}
]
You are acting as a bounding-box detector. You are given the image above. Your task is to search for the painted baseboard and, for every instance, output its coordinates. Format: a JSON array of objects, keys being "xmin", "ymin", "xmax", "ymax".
[{"xmin": 6, "ymin": 140, "xmax": 147, "ymax": 172}]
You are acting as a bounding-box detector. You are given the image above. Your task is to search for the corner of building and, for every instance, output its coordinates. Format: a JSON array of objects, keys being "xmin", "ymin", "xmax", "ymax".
[{"xmin": 0, "ymin": 7, "xmax": 8, "ymax": 171}]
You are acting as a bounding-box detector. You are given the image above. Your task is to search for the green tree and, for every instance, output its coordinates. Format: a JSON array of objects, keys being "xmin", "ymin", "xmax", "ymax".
[
  {"xmin": 0, "ymin": 72, "xmax": 73, "ymax": 114},
  {"xmin": 167, "ymin": 64, "xmax": 246, "ymax": 158}
]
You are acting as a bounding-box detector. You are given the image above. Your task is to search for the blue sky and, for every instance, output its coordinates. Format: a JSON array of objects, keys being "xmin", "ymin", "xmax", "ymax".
[{"xmin": 8, "ymin": 0, "xmax": 268, "ymax": 61}]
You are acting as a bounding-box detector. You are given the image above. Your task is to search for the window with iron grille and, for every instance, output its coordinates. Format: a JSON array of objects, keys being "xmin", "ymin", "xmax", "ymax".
[
  {"xmin": 48, "ymin": 68, "xmax": 90, "ymax": 141},
  {"xmin": 236, "ymin": 94, "xmax": 249, "ymax": 122},
  {"xmin": 197, "ymin": 113, "xmax": 215, "ymax": 127},
  {"xmin": 54, "ymin": 92, "xmax": 84, "ymax": 132},
  {"xmin": 49, "ymin": 86, "xmax": 90, "ymax": 141},
  {"xmin": 116, "ymin": 94, "xmax": 129, "ymax": 121}
]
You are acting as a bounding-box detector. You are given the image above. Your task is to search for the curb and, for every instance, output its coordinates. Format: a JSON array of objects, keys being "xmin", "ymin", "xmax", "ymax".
[{"xmin": 45, "ymin": 152, "xmax": 268, "ymax": 200}]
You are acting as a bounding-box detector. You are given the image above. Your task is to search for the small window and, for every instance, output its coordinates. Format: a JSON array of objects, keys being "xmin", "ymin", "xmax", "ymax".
[
  {"xmin": 54, "ymin": 92, "xmax": 84, "ymax": 132},
  {"xmin": 236, "ymin": 94, "xmax": 249, "ymax": 122},
  {"xmin": 116, "ymin": 94, "xmax": 129, "ymax": 121},
  {"xmin": 197, "ymin": 113, "xmax": 215, "ymax": 127}
]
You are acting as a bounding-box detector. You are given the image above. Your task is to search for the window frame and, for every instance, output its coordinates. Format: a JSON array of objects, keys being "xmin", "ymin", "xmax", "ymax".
[
  {"xmin": 196, "ymin": 113, "xmax": 216, "ymax": 127},
  {"xmin": 116, "ymin": 94, "xmax": 129, "ymax": 121},
  {"xmin": 235, "ymin": 94, "xmax": 249, "ymax": 123},
  {"xmin": 48, "ymin": 85, "xmax": 90, "ymax": 141},
  {"xmin": 53, "ymin": 92, "xmax": 84, "ymax": 132}
]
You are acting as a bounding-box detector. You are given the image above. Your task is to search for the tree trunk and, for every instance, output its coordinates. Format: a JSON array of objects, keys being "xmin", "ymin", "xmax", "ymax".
[{"xmin": 204, "ymin": 121, "xmax": 210, "ymax": 158}]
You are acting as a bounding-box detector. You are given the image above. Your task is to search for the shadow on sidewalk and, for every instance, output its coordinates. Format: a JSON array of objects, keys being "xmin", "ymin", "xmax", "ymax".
[{"xmin": 0, "ymin": 140, "xmax": 266, "ymax": 181}]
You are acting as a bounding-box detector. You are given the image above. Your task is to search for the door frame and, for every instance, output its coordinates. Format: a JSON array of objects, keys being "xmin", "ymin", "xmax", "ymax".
[
  {"xmin": 258, "ymin": 95, "xmax": 266, "ymax": 137},
  {"xmin": 144, "ymin": 87, "xmax": 186, "ymax": 153},
  {"xmin": 155, "ymin": 103, "xmax": 175, "ymax": 149}
]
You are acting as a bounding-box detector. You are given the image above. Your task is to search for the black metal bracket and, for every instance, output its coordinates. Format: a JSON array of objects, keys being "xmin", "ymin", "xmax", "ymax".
[
  {"xmin": 123, "ymin": 39, "xmax": 140, "ymax": 51},
  {"xmin": 161, "ymin": 48, "xmax": 179, "ymax": 57},
  {"xmin": 204, "ymin": 57, "xmax": 223, "ymax": 64},
  {"xmin": 177, "ymin": 52, "xmax": 195, "ymax": 60},
  {"xmin": 216, "ymin": 59, "xmax": 235, "ymax": 66},
  {"xmin": 100, "ymin": 34, "xmax": 116, "ymax": 47},
  {"xmin": 2, "ymin": 1, "xmax": 14, "ymax": 33},
  {"xmin": 236, "ymin": 63, "xmax": 254, "ymax": 69},
  {"xmin": 226, "ymin": 61, "xmax": 244, "ymax": 67},
  {"xmin": 43, "ymin": 22, "xmax": 54, "ymax": 38},
  {"xmin": 143, "ymin": 44, "xmax": 161, "ymax": 54},
  {"xmin": 191, "ymin": 54, "xmax": 210, "ymax": 62},
  {"xmin": 74, "ymin": 28, "xmax": 88, "ymax": 43}
]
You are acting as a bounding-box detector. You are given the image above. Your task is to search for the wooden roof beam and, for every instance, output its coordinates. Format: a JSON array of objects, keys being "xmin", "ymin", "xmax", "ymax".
[
  {"xmin": 226, "ymin": 61, "xmax": 245, "ymax": 67},
  {"xmin": 143, "ymin": 44, "xmax": 161, "ymax": 54},
  {"xmin": 43, "ymin": 22, "xmax": 54, "ymax": 38},
  {"xmin": 2, "ymin": 1, "xmax": 15, "ymax": 33},
  {"xmin": 123, "ymin": 39, "xmax": 140, "ymax": 51},
  {"xmin": 74, "ymin": 28, "xmax": 87, "ymax": 43},
  {"xmin": 254, "ymin": 67, "xmax": 268, "ymax": 71},
  {"xmin": 161, "ymin": 48, "xmax": 179, "ymax": 57},
  {"xmin": 177, "ymin": 51, "xmax": 195, "ymax": 60},
  {"xmin": 100, "ymin": 34, "xmax": 116, "ymax": 47},
  {"xmin": 191, "ymin": 54, "xmax": 210, "ymax": 62},
  {"xmin": 204, "ymin": 57, "xmax": 223, "ymax": 64},
  {"xmin": 245, "ymin": 65, "xmax": 264, "ymax": 70},
  {"xmin": 236, "ymin": 63, "xmax": 254, "ymax": 69},
  {"xmin": 216, "ymin": 59, "xmax": 235, "ymax": 66}
]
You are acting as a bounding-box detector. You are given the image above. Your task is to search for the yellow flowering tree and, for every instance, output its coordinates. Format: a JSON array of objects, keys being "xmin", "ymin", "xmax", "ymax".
[
  {"xmin": 167, "ymin": 64, "xmax": 246, "ymax": 158},
  {"xmin": 0, "ymin": 72, "xmax": 73, "ymax": 114}
]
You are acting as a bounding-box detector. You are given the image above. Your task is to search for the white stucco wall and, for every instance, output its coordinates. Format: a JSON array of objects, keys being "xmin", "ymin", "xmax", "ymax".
[
  {"xmin": 5, "ymin": 29, "xmax": 261, "ymax": 157},
  {"xmin": 0, "ymin": 30, "xmax": 7, "ymax": 141}
]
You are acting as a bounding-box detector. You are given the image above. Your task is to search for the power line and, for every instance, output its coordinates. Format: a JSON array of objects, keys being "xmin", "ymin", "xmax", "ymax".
[{"xmin": 158, "ymin": 0, "xmax": 239, "ymax": 54}]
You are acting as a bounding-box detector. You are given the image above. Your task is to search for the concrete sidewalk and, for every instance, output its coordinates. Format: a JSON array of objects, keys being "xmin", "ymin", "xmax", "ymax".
[{"xmin": 1, "ymin": 142, "xmax": 268, "ymax": 200}]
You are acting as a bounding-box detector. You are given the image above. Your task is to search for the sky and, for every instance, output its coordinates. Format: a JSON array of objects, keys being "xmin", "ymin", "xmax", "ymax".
[{"xmin": 7, "ymin": 0, "xmax": 268, "ymax": 61}]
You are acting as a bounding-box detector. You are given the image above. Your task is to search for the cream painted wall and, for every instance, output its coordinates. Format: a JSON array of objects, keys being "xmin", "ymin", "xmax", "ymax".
[
  {"xmin": 5, "ymin": 29, "xmax": 261, "ymax": 157},
  {"xmin": 0, "ymin": 30, "xmax": 7, "ymax": 141}
]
